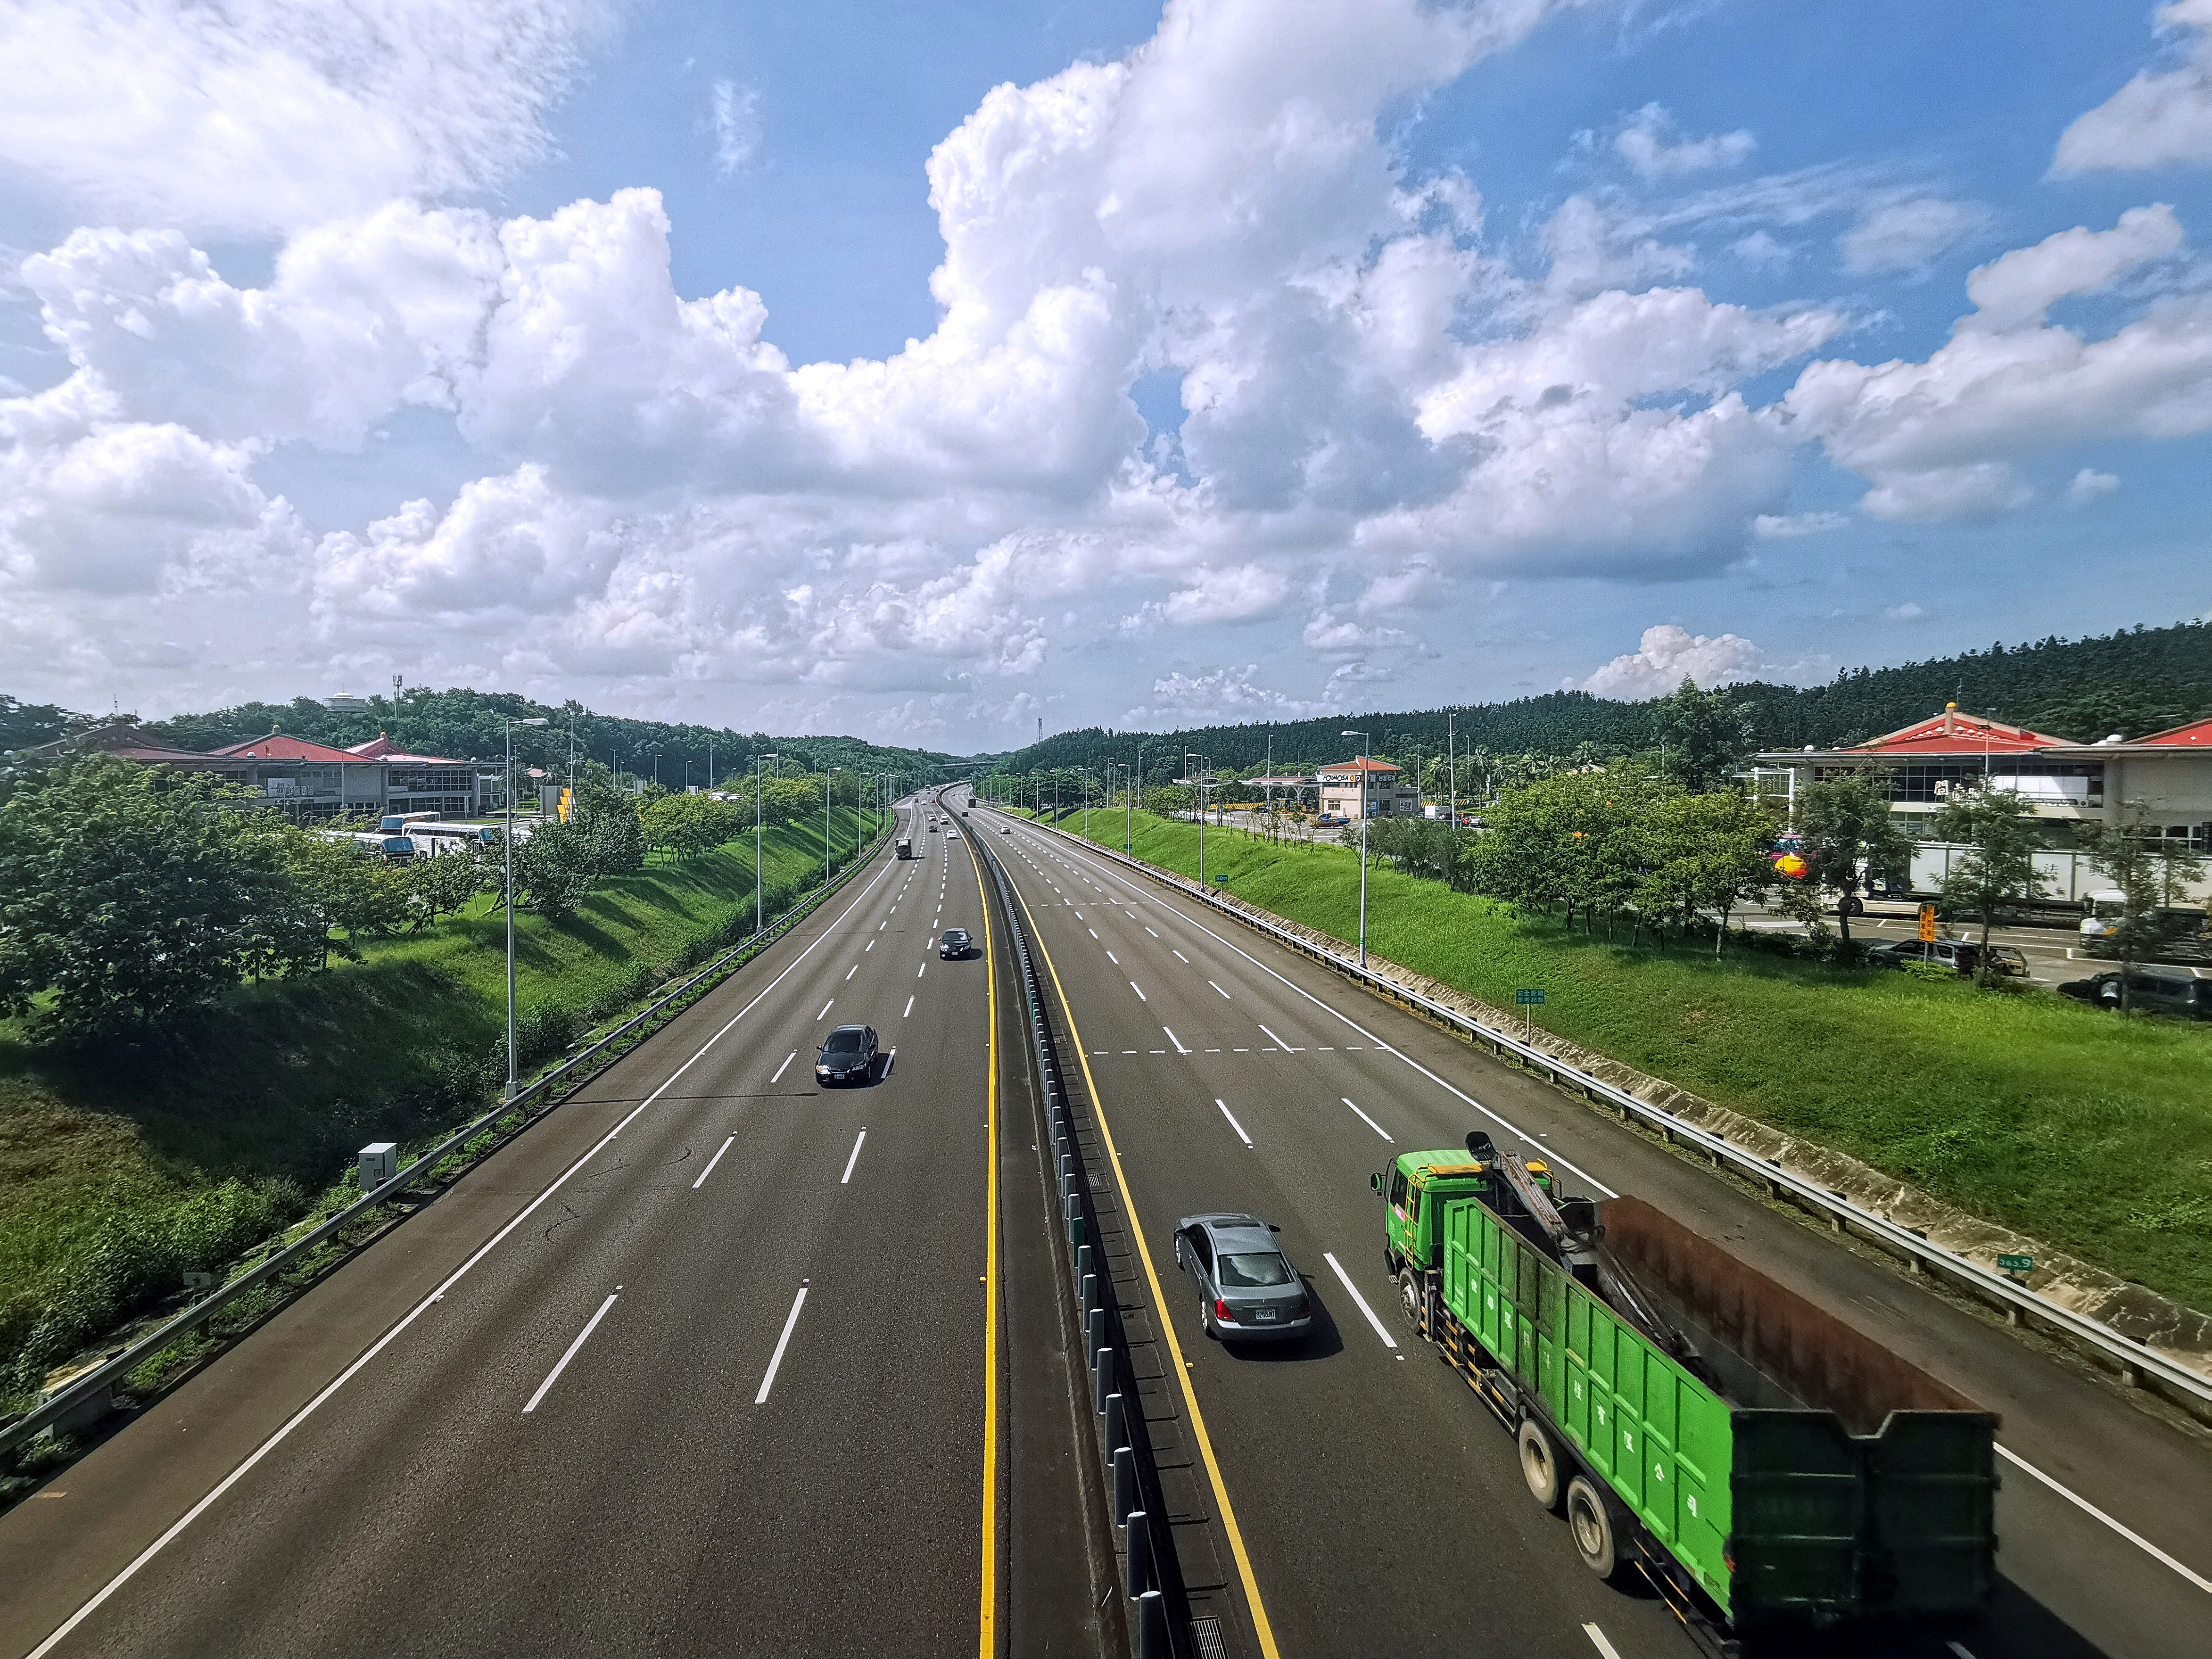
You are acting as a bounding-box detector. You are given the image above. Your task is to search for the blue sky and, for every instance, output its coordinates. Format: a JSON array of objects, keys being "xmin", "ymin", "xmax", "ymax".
[{"xmin": 2, "ymin": 0, "xmax": 2210, "ymax": 743}]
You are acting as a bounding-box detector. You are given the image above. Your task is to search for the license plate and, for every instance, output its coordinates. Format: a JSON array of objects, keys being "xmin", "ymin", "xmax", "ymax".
[{"xmin": 1255, "ymin": 1307, "xmax": 1279, "ymax": 1321}]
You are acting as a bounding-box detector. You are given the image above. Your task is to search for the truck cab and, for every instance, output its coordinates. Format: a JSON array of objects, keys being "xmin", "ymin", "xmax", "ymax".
[
  {"xmin": 895, "ymin": 838, "xmax": 913, "ymax": 859},
  {"xmin": 1374, "ymin": 1148, "xmax": 1563, "ymax": 1279}
]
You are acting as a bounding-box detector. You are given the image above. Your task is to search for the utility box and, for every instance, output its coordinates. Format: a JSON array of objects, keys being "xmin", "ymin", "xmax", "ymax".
[{"xmin": 358, "ymin": 1142, "xmax": 399, "ymax": 1193}]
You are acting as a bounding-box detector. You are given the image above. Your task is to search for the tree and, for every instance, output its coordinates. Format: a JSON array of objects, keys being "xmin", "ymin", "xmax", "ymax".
[
  {"xmin": 0, "ymin": 756, "xmax": 303, "ymax": 1037},
  {"xmin": 277, "ymin": 828, "xmax": 410, "ymax": 966},
  {"xmin": 1794, "ymin": 775, "xmax": 1913, "ymax": 954},
  {"xmin": 2081, "ymin": 807, "xmax": 2207, "ymax": 1011},
  {"xmin": 1929, "ymin": 784, "xmax": 2049, "ymax": 982},
  {"xmin": 1654, "ymin": 677, "xmax": 1756, "ymax": 794},
  {"xmin": 488, "ymin": 820, "xmax": 595, "ymax": 920},
  {"xmin": 571, "ymin": 778, "xmax": 644, "ymax": 873},
  {"xmin": 1635, "ymin": 791, "xmax": 1777, "ymax": 955},
  {"xmin": 404, "ymin": 842, "xmax": 486, "ymax": 929}
]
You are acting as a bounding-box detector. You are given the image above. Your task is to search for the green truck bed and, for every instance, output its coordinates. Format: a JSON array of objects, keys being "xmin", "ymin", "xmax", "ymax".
[{"xmin": 1383, "ymin": 1150, "xmax": 1997, "ymax": 1634}]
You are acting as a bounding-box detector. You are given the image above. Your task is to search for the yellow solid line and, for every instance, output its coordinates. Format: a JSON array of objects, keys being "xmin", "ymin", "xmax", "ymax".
[
  {"xmin": 1007, "ymin": 877, "xmax": 1283, "ymax": 1659},
  {"xmin": 974, "ymin": 815, "xmax": 1002, "ymax": 1659}
]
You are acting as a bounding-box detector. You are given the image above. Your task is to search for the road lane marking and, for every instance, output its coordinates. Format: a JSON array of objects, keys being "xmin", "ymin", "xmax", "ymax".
[
  {"xmin": 525, "ymin": 1292, "xmax": 620, "ymax": 1413},
  {"xmin": 1001, "ymin": 882, "xmax": 1281, "ymax": 1659},
  {"xmin": 1089, "ymin": 927, "xmax": 1098, "ymax": 938},
  {"xmin": 841, "ymin": 1129, "xmax": 867, "ymax": 1184},
  {"xmin": 1323, "ymin": 1253, "xmax": 1397, "ymax": 1350},
  {"xmin": 1995, "ymin": 1444, "xmax": 2212, "ymax": 1592},
  {"xmin": 1164, "ymin": 1026, "xmax": 1189, "ymax": 1054},
  {"xmin": 1130, "ymin": 981, "xmax": 1147, "ymax": 1001},
  {"xmin": 755, "ymin": 1288, "xmax": 809, "ymax": 1403},
  {"xmin": 866, "ymin": 938, "xmax": 875, "ymax": 951},
  {"xmin": 905, "ymin": 995, "xmax": 916, "ymax": 1017},
  {"xmin": 1343, "ymin": 1098, "xmax": 1394, "ymax": 1141},
  {"xmin": 1256, "ymin": 1023, "xmax": 1300, "ymax": 1051},
  {"xmin": 1584, "ymin": 1626, "xmax": 1624, "ymax": 1659},
  {"xmin": 817, "ymin": 999, "xmax": 834, "ymax": 1020},
  {"xmin": 772, "ymin": 1051, "xmax": 795, "ymax": 1083},
  {"xmin": 693, "ymin": 1136, "xmax": 737, "ymax": 1189},
  {"xmin": 918, "ymin": 963, "xmax": 927, "ymax": 976},
  {"xmin": 18, "ymin": 847, "xmax": 903, "ymax": 1658},
  {"xmin": 972, "ymin": 831, "xmax": 1003, "ymax": 1656},
  {"xmin": 846, "ymin": 964, "xmax": 858, "ymax": 980},
  {"xmin": 1214, "ymin": 1098, "xmax": 1253, "ymax": 1145},
  {"xmin": 1145, "ymin": 926, "xmax": 1159, "ymax": 937},
  {"xmin": 1106, "ymin": 949, "xmax": 1119, "ymax": 964},
  {"xmin": 1174, "ymin": 949, "xmax": 1190, "ymax": 962}
]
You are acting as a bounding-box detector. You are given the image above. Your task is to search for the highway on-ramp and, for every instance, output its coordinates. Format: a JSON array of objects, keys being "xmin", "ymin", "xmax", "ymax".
[{"xmin": 970, "ymin": 792, "xmax": 2212, "ymax": 1659}]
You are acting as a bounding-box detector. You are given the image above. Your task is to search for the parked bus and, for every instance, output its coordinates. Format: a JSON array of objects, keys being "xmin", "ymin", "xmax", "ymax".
[
  {"xmin": 380, "ymin": 811, "xmax": 442, "ymax": 833},
  {"xmin": 317, "ymin": 829, "xmax": 417, "ymax": 865}
]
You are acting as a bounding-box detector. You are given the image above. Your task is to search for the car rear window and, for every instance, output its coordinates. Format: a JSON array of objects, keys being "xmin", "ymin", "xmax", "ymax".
[
  {"xmin": 826, "ymin": 1031, "xmax": 866, "ymax": 1053},
  {"xmin": 1218, "ymin": 1252, "xmax": 1294, "ymax": 1288}
]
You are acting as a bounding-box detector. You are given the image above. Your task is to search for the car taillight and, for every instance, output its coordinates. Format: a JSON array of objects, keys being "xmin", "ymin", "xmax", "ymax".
[
  {"xmin": 1289, "ymin": 1296, "xmax": 1309, "ymax": 1317},
  {"xmin": 1213, "ymin": 1298, "xmax": 1234, "ymax": 1322}
]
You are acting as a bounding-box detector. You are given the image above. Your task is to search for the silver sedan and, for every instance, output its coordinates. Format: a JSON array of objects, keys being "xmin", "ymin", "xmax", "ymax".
[{"xmin": 1172, "ymin": 1213, "xmax": 1312, "ymax": 1341}]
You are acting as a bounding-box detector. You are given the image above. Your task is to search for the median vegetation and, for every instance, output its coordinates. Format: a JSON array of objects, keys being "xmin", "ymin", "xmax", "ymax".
[
  {"xmin": 0, "ymin": 751, "xmax": 889, "ymax": 1413},
  {"xmin": 1047, "ymin": 808, "xmax": 2212, "ymax": 1314}
]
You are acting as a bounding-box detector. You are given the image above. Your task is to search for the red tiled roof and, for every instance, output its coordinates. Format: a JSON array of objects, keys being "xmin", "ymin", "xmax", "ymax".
[
  {"xmin": 1321, "ymin": 757, "xmax": 1403, "ymax": 773},
  {"xmin": 2134, "ymin": 717, "xmax": 2212, "ymax": 747},
  {"xmin": 1842, "ymin": 707, "xmax": 2071, "ymax": 755},
  {"xmin": 347, "ymin": 734, "xmax": 468, "ymax": 765},
  {"xmin": 206, "ymin": 732, "xmax": 371, "ymax": 764}
]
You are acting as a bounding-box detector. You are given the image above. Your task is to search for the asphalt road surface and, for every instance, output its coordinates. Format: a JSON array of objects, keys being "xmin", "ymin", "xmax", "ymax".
[
  {"xmin": 969, "ymin": 792, "xmax": 2212, "ymax": 1659},
  {"xmin": 0, "ymin": 802, "xmax": 1071, "ymax": 1659}
]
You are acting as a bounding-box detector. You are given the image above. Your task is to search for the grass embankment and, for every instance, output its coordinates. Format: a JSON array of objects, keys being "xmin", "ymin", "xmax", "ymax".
[
  {"xmin": 1046, "ymin": 809, "xmax": 2212, "ymax": 1312},
  {"xmin": 0, "ymin": 814, "xmax": 882, "ymax": 1402}
]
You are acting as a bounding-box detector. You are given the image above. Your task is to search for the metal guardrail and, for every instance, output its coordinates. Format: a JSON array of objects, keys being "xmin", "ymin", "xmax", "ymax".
[
  {"xmin": 3, "ymin": 823, "xmax": 896, "ymax": 1452},
  {"xmin": 992, "ymin": 807, "xmax": 2212, "ymax": 1419},
  {"xmin": 969, "ymin": 816, "xmax": 1193, "ymax": 1659}
]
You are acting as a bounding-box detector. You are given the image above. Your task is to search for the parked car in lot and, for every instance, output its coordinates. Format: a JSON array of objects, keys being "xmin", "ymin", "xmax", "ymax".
[
  {"xmin": 938, "ymin": 927, "xmax": 972, "ymax": 959},
  {"xmin": 1173, "ymin": 1213, "xmax": 1311, "ymax": 1341},
  {"xmin": 1865, "ymin": 938, "xmax": 2026, "ymax": 977},
  {"xmin": 815, "ymin": 1023, "xmax": 881, "ymax": 1084},
  {"xmin": 2058, "ymin": 967, "xmax": 2212, "ymax": 1019}
]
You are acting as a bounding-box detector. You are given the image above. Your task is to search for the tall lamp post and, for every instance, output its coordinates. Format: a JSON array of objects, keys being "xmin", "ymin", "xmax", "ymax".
[
  {"xmin": 1342, "ymin": 728, "xmax": 1370, "ymax": 968},
  {"xmin": 755, "ymin": 752, "xmax": 778, "ymax": 934},
  {"xmin": 1185, "ymin": 751, "xmax": 1207, "ymax": 887},
  {"xmin": 502, "ymin": 715, "xmax": 549, "ymax": 1100},
  {"xmin": 824, "ymin": 767, "xmax": 843, "ymax": 888}
]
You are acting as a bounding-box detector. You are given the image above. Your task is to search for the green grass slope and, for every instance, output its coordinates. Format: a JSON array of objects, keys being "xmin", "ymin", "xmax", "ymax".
[{"xmin": 1052, "ymin": 810, "xmax": 2212, "ymax": 1312}]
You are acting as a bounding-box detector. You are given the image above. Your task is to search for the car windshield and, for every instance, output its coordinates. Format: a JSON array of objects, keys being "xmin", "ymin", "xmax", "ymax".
[
  {"xmin": 825, "ymin": 1031, "xmax": 866, "ymax": 1053},
  {"xmin": 1217, "ymin": 1251, "xmax": 1294, "ymax": 1288}
]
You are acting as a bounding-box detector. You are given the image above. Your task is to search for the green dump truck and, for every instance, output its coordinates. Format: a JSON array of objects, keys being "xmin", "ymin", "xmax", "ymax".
[{"xmin": 1374, "ymin": 1136, "xmax": 1997, "ymax": 1644}]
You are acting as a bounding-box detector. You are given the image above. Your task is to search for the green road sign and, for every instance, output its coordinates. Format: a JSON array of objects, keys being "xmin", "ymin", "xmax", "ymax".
[
  {"xmin": 1515, "ymin": 988, "xmax": 1546, "ymax": 1006},
  {"xmin": 1997, "ymin": 1253, "xmax": 2034, "ymax": 1273}
]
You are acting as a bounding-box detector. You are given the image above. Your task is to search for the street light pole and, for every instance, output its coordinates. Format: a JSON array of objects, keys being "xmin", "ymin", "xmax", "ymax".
[
  {"xmin": 1185, "ymin": 751, "xmax": 1206, "ymax": 887},
  {"xmin": 756, "ymin": 752, "xmax": 778, "ymax": 934},
  {"xmin": 1343, "ymin": 728, "xmax": 1370, "ymax": 968},
  {"xmin": 503, "ymin": 716, "xmax": 548, "ymax": 1099}
]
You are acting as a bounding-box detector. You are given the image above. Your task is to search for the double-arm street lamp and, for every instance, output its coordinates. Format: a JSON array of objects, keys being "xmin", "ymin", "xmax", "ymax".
[
  {"xmin": 1342, "ymin": 728, "xmax": 1370, "ymax": 968},
  {"xmin": 502, "ymin": 715, "xmax": 549, "ymax": 1099},
  {"xmin": 755, "ymin": 752, "xmax": 778, "ymax": 934},
  {"xmin": 1185, "ymin": 751, "xmax": 1208, "ymax": 887}
]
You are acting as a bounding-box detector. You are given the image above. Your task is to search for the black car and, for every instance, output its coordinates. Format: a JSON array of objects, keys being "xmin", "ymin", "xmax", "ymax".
[
  {"xmin": 2059, "ymin": 968, "xmax": 2212, "ymax": 1018},
  {"xmin": 815, "ymin": 1023, "xmax": 880, "ymax": 1084},
  {"xmin": 939, "ymin": 928, "xmax": 972, "ymax": 959}
]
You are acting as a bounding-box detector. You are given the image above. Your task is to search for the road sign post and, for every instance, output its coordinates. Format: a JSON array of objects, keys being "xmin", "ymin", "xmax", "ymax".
[
  {"xmin": 1919, "ymin": 904, "xmax": 1938, "ymax": 943},
  {"xmin": 1997, "ymin": 1252, "xmax": 2035, "ymax": 1281},
  {"xmin": 1514, "ymin": 987, "xmax": 1545, "ymax": 1039}
]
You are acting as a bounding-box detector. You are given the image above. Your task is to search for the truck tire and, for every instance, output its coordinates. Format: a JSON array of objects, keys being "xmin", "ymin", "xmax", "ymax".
[
  {"xmin": 1396, "ymin": 1268, "xmax": 1424, "ymax": 1336},
  {"xmin": 1518, "ymin": 1419, "xmax": 1563, "ymax": 1512},
  {"xmin": 1565, "ymin": 1476, "xmax": 1620, "ymax": 1580}
]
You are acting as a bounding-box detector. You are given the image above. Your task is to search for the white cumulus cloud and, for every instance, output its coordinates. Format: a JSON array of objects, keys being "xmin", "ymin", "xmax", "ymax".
[
  {"xmin": 1613, "ymin": 104, "xmax": 1756, "ymax": 177},
  {"xmin": 1839, "ymin": 196, "xmax": 1987, "ymax": 273},
  {"xmin": 1580, "ymin": 623, "xmax": 1777, "ymax": 699},
  {"xmin": 2054, "ymin": 0, "xmax": 2212, "ymax": 175}
]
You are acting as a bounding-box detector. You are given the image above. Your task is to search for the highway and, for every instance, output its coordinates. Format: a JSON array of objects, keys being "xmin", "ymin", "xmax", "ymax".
[
  {"xmin": 966, "ymin": 792, "xmax": 2212, "ymax": 1659},
  {"xmin": 0, "ymin": 803, "xmax": 1102, "ymax": 1659}
]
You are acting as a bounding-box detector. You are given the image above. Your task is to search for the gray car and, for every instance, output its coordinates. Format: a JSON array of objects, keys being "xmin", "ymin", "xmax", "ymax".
[{"xmin": 1173, "ymin": 1213, "xmax": 1312, "ymax": 1341}]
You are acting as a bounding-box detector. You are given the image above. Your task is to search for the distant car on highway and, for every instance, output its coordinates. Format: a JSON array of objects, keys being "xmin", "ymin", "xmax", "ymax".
[
  {"xmin": 939, "ymin": 927, "xmax": 971, "ymax": 959},
  {"xmin": 815, "ymin": 1023, "xmax": 880, "ymax": 1085},
  {"xmin": 1173, "ymin": 1213, "xmax": 1311, "ymax": 1341},
  {"xmin": 2058, "ymin": 967, "xmax": 2212, "ymax": 1019},
  {"xmin": 999, "ymin": 824, "xmax": 1012, "ymax": 834}
]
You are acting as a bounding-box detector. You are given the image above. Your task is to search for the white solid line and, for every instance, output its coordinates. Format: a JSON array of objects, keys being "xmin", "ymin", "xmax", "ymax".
[
  {"xmin": 1584, "ymin": 1625, "xmax": 1625, "ymax": 1659},
  {"xmin": 1209, "ymin": 980, "xmax": 1231, "ymax": 999},
  {"xmin": 693, "ymin": 1135, "xmax": 736, "ymax": 1189},
  {"xmin": 845, "ymin": 964, "xmax": 858, "ymax": 980},
  {"xmin": 756, "ymin": 1288, "xmax": 809, "ymax": 1403},
  {"xmin": 1164, "ymin": 1026, "xmax": 1189, "ymax": 1054},
  {"xmin": 1323, "ymin": 1252, "xmax": 1397, "ymax": 1349},
  {"xmin": 840, "ymin": 1129, "xmax": 867, "ymax": 1184},
  {"xmin": 1214, "ymin": 1098, "xmax": 1253, "ymax": 1146},
  {"xmin": 20, "ymin": 851, "xmax": 901, "ymax": 1659},
  {"xmin": 771, "ymin": 1051, "xmax": 795, "ymax": 1083},
  {"xmin": 524, "ymin": 1292, "xmax": 619, "ymax": 1413},
  {"xmin": 1995, "ymin": 1444, "xmax": 2212, "ymax": 1592},
  {"xmin": 1130, "ymin": 981, "xmax": 1147, "ymax": 1001},
  {"xmin": 904, "ymin": 995, "xmax": 916, "ymax": 1017},
  {"xmin": 1256, "ymin": 1023, "xmax": 1300, "ymax": 1051},
  {"xmin": 1946, "ymin": 1644, "xmax": 1978, "ymax": 1659},
  {"xmin": 1343, "ymin": 1098, "xmax": 1394, "ymax": 1142},
  {"xmin": 817, "ymin": 999, "xmax": 834, "ymax": 1020}
]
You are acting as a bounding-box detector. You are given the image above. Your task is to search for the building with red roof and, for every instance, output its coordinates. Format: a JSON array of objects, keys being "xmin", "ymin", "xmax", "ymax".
[
  {"xmin": 1316, "ymin": 755, "xmax": 1418, "ymax": 818},
  {"xmin": 2135, "ymin": 717, "xmax": 2212, "ymax": 749}
]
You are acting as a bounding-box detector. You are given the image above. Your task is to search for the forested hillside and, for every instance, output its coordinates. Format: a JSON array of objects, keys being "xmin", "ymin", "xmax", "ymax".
[
  {"xmin": 3, "ymin": 687, "xmax": 951, "ymax": 789},
  {"xmin": 997, "ymin": 619, "xmax": 2212, "ymax": 778}
]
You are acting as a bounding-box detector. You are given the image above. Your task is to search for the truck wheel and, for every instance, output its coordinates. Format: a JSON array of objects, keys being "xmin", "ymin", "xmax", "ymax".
[
  {"xmin": 1396, "ymin": 1268, "xmax": 1424, "ymax": 1335},
  {"xmin": 1518, "ymin": 1419, "xmax": 1563, "ymax": 1512},
  {"xmin": 1565, "ymin": 1477, "xmax": 1619, "ymax": 1580}
]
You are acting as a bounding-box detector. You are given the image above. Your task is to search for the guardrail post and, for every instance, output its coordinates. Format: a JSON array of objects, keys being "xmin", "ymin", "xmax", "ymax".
[
  {"xmin": 1135, "ymin": 1588, "xmax": 1168, "ymax": 1659},
  {"xmin": 1081, "ymin": 1271, "xmax": 1099, "ymax": 1322},
  {"xmin": 1074, "ymin": 1243, "xmax": 1092, "ymax": 1293},
  {"xmin": 1105, "ymin": 1389, "xmax": 1126, "ymax": 1451},
  {"xmin": 1087, "ymin": 1305, "xmax": 1106, "ymax": 1367},
  {"xmin": 1126, "ymin": 1507, "xmax": 1152, "ymax": 1596},
  {"xmin": 1113, "ymin": 1442, "xmax": 1136, "ymax": 1525},
  {"xmin": 1096, "ymin": 1347, "xmax": 1115, "ymax": 1413}
]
